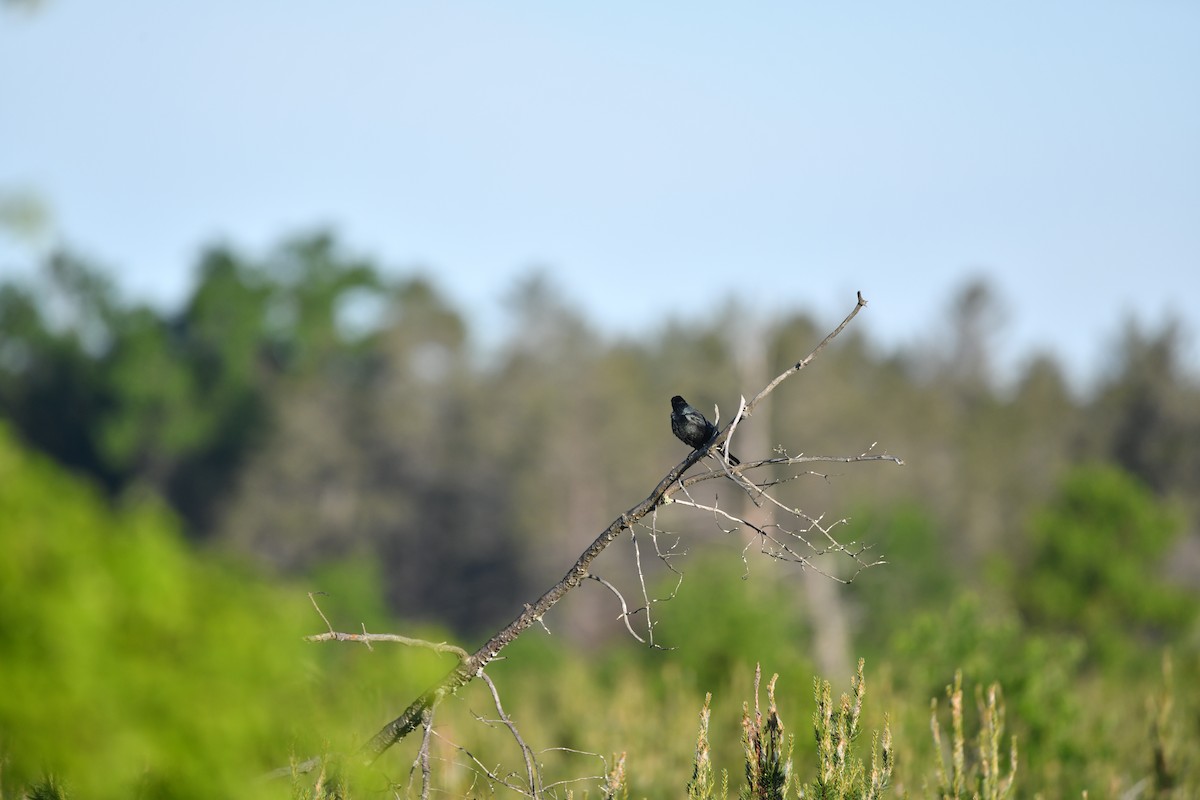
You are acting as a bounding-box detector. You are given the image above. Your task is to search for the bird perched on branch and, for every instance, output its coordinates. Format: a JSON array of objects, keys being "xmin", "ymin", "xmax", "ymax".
[{"xmin": 670, "ymin": 395, "xmax": 741, "ymax": 465}]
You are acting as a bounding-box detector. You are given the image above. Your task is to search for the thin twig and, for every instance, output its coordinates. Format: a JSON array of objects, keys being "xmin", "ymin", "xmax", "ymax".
[
  {"xmin": 304, "ymin": 629, "xmax": 469, "ymax": 660},
  {"xmin": 479, "ymin": 670, "xmax": 542, "ymax": 798},
  {"xmin": 629, "ymin": 526, "xmax": 656, "ymax": 645},
  {"xmin": 429, "ymin": 728, "xmax": 533, "ymax": 797},
  {"xmin": 587, "ymin": 574, "xmax": 649, "ymax": 645},
  {"xmin": 306, "ymin": 592, "xmax": 471, "ymax": 659},
  {"xmin": 748, "ymin": 291, "xmax": 869, "ymax": 416},
  {"xmin": 308, "ymin": 592, "xmax": 335, "ymax": 634}
]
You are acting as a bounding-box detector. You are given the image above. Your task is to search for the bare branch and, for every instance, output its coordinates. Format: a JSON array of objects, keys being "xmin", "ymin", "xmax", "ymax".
[
  {"xmin": 429, "ymin": 727, "xmax": 534, "ymax": 797},
  {"xmin": 479, "ymin": 670, "xmax": 542, "ymax": 798},
  {"xmin": 305, "ymin": 592, "xmax": 471, "ymax": 659},
  {"xmin": 522, "ymin": 750, "xmax": 625, "ymax": 797},
  {"xmin": 257, "ymin": 755, "xmax": 324, "ymax": 782},
  {"xmin": 723, "ymin": 394, "xmax": 749, "ymax": 466},
  {"xmin": 308, "ymin": 292, "xmax": 899, "ymax": 766},
  {"xmin": 628, "ymin": 525, "xmax": 656, "ymax": 644},
  {"xmin": 587, "ymin": 574, "xmax": 650, "ymax": 646},
  {"xmin": 308, "ymin": 592, "xmax": 335, "ymax": 634},
  {"xmin": 644, "ymin": 508, "xmax": 686, "ymax": 568},
  {"xmin": 404, "ymin": 704, "xmax": 435, "ymax": 800},
  {"xmin": 684, "ymin": 291, "xmax": 873, "ymax": 479},
  {"xmin": 754, "ymin": 291, "xmax": 868, "ymax": 412},
  {"xmin": 304, "ymin": 629, "xmax": 470, "ymax": 660}
]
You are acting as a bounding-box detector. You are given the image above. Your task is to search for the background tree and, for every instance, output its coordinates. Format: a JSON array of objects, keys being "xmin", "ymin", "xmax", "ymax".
[
  {"xmin": 0, "ymin": 252, "xmax": 121, "ymax": 489},
  {"xmin": 1087, "ymin": 320, "xmax": 1200, "ymax": 509},
  {"xmin": 1013, "ymin": 463, "xmax": 1194, "ymax": 665},
  {"xmin": 2, "ymin": 231, "xmax": 1199, "ymax": 796}
]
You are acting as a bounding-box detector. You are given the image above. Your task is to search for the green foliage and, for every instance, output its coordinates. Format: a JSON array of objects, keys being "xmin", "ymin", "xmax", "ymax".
[
  {"xmin": 929, "ymin": 671, "xmax": 1015, "ymax": 800},
  {"xmin": 1146, "ymin": 654, "xmax": 1200, "ymax": 797},
  {"xmin": 2, "ymin": 433, "xmax": 1193, "ymax": 799},
  {"xmin": 851, "ymin": 504, "xmax": 956, "ymax": 656},
  {"xmin": 1016, "ymin": 464, "xmax": 1194, "ymax": 663},
  {"xmin": 687, "ymin": 693, "xmax": 720, "ymax": 799},
  {"xmin": 644, "ymin": 557, "xmax": 815, "ymax": 696},
  {"xmin": 0, "ymin": 421, "xmax": 307, "ymax": 796},
  {"xmin": 1090, "ymin": 319, "xmax": 1200, "ymax": 496},
  {"xmin": 0, "ymin": 234, "xmax": 399, "ymax": 534},
  {"xmin": 0, "ymin": 256, "xmax": 115, "ymax": 484},
  {"xmin": 289, "ymin": 755, "xmax": 352, "ymax": 800},
  {"xmin": 682, "ymin": 663, "xmax": 892, "ymax": 800},
  {"xmin": 888, "ymin": 594, "xmax": 1085, "ymax": 782},
  {"xmin": 601, "ymin": 752, "xmax": 630, "ymax": 800},
  {"xmin": 808, "ymin": 660, "xmax": 891, "ymax": 800},
  {"xmin": 674, "ymin": 658, "xmax": 1199, "ymax": 799},
  {"xmin": 741, "ymin": 667, "xmax": 794, "ymax": 800},
  {"xmin": 23, "ymin": 775, "xmax": 70, "ymax": 800},
  {"xmin": 0, "ymin": 422, "xmax": 450, "ymax": 798},
  {"xmin": 304, "ymin": 556, "xmax": 393, "ymax": 629}
]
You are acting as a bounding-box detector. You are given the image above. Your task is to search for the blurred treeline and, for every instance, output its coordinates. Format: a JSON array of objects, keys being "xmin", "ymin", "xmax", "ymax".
[{"xmin": 2, "ymin": 231, "xmax": 1200, "ymax": 797}]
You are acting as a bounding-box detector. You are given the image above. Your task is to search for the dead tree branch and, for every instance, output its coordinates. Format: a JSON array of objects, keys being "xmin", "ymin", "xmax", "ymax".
[
  {"xmin": 270, "ymin": 291, "xmax": 898, "ymax": 794},
  {"xmin": 345, "ymin": 291, "xmax": 897, "ymax": 765},
  {"xmin": 305, "ymin": 629, "xmax": 470, "ymax": 660}
]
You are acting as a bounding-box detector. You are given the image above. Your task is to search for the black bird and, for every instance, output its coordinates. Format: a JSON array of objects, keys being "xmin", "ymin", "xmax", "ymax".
[{"xmin": 670, "ymin": 395, "xmax": 741, "ymax": 465}]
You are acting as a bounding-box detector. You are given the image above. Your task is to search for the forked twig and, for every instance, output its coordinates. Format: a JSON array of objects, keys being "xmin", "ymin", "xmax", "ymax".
[{"xmin": 479, "ymin": 671, "xmax": 541, "ymax": 797}]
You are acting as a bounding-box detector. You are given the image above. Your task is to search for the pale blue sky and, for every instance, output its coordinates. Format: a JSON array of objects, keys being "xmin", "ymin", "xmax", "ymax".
[{"xmin": 2, "ymin": 2, "xmax": 1198, "ymax": 385}]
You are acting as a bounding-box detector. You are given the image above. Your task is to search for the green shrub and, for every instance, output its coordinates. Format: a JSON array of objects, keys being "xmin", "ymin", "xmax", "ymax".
[
  {"xmin": 1015, "ymin": 464, "xmax": 1194, "ymax": 664},
  {"xmin": 0, "ymin": 422, "xmax": 446, "ymax": 798}
]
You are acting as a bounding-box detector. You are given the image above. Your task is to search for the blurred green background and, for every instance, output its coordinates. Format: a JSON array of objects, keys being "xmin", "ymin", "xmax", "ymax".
[
  {"xmin": 1, "ymin": 234, "xmax": 1198, "ymax": 797},
  {"xmin": 3, "ymin": 1, "xmax": 1199, "ymax": 796}
]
